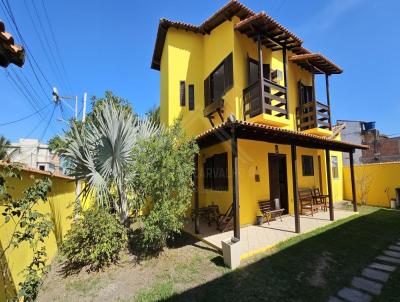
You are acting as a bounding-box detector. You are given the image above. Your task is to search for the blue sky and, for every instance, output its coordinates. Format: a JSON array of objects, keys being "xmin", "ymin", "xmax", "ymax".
[{"xmin": 1, "ymin": 0, "xmax": 399, "ymax": 142}]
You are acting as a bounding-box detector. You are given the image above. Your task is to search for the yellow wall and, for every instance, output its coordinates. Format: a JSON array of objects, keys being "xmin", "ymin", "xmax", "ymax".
[
  {"xmin": 198, "ymin": 140, "xmax": 344, "ymax": 226},
  {"xmin": 159, "ymin": 17, "xmax": 316, "ymax": 136},
  {"xmin": 343, "ymin": 162, "xmax": 400, "ymax": 207},
  {"xmin": 0, "ymin": 170, "xmax": 77, "ymax": 302},
  {"xmin": 159, "ymin": 14, "xmax": 345, "ymax": 225}
]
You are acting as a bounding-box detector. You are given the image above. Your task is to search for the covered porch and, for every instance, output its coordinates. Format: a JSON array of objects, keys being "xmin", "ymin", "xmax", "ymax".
[
  {"xmin": 185, "ymin": 207, "xmax": 356, "ymax": 258},
  {"xmin": 193, "ymin": 119, "xmax": 368, "ymax": 243}
]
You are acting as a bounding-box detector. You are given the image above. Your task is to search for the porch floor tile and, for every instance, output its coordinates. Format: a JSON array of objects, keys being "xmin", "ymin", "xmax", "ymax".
[{"xmin": 184, "ymin": 209, "xmax": 356, "ymax": 257}]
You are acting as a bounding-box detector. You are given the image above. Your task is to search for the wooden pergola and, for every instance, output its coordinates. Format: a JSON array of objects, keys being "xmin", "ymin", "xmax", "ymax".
[{"xmin": 194, "ymin": 119, "xmax": 368, "ymax": 240}]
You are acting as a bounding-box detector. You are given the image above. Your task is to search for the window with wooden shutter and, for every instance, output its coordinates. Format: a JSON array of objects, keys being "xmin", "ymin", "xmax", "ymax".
[
  {"xmin": 224, "ymin": 53, "xmax": 233, "ymax": 91},
  {"xmin": 204, "ymin": 53, "xmax": 234, "ymax": 107},
  {"xmin": 213, "ymin": 152, "xmax": 228, "ymax": 191},
  {"xmin": 180, "ymin": 81, "xmax": 185, "ymax": 106},
  {"xmin": 188, "ymin": 84, "xmax": 194, "ymax": 111},
  {"xmin": 204, "ymin": 76, "xmax": 211, "ymax": 107},
  {"xmin": 301, "ymin": 155, "xmax": 314, "ymax": 176},
  {"xmin": 203, "ymin": 153, "xmax": 228, "ymax": 191}
]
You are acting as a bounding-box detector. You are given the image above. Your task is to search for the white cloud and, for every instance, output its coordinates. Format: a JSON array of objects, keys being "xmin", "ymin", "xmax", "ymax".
[{"xmin": 298, "ymin": 0, "xmax": 365, "ymax": 35}]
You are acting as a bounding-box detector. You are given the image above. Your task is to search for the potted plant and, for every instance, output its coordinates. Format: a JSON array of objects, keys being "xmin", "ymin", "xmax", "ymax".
[{"xmin": 256, "ymin": 212, "xmax": 263, "ymax": 225}]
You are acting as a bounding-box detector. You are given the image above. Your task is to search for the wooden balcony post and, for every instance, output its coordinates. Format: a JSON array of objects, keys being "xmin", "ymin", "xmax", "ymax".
[
  {"xmin": 291, "ymin": 145, "xmax": 300, "ymax": 233},
  {"xmin": 325, "ymin": 149, "xmax": 334, "ymax": 221},
  {"xmin": 349, "ymin": 150, "xmax": 358, "ymax": 212},
  {"xmin": 194, "ymin": 153, "xmax": 200, "ymax": 234},
  {"xmin": 325, "ymin": 74, "xmax": 332, "ymax": 130},
  {"xmin": 231, "ymin": 124, "xmax": 240, "ymax": 240},
  {"xmin": 282, "ymin": 47, "xmax": 289, "ymax": 119},
  {"xmin": 257, "ymin": 34, "xmax": 265, "ymax": 114}
]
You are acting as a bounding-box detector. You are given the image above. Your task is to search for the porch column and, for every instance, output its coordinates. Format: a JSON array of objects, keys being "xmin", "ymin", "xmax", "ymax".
[
  {"xmin": 325, "ymin": 74, "xmax": 332, "ymax": 130},
  {"xmin": 282, "ymin": 47, "xmax": 289, "ymax": 119},
  {"xmin": 231, "ymin": 125, "xmax": 240, "ymax": 239},
  {"xmin": 257, "ymin": 34, "xmax": 265, "ymax": 114},
  {"xmin": 349, "ymin": 150, "xmax": 358, "ymax": 212},
  {"xmin": 291, "ymin": 145, "xmax": 300, "ymax": 233},
  {"xmin": 325, "ymin": 149, "xmax": 334, "ymax": 221},
  {"xmin": 194, "ymin": 153, "xmax": 200, "ymax": 234}
]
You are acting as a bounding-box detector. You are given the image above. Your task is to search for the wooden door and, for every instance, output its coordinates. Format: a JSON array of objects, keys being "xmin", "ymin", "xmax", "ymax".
[{"xmin": 268, "ymin": 153, "xmax": 289, "ymax": 214}]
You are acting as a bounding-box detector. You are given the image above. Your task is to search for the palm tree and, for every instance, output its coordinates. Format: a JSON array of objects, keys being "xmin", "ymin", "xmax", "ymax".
[
  {"xmin": 0, "ymin": 136, "xmax": 12, "ymax": 161},
  {"xmin": 61, "ymin": 102, "xmax": 160, "ymax": 223}
]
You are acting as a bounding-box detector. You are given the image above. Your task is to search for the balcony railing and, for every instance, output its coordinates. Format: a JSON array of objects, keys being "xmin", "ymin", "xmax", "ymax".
[
  {"xmin": 243, "ymin": 78, "xmax": 288, "ymax": 120},
  {"xmin": 296, "ymin": 101, "xmax": 331, "ymax": 131}
]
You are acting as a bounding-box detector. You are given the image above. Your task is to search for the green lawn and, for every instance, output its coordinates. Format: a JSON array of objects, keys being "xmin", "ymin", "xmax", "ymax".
[
  {"xmin": 37, "ymin": 206, "xmax": 400, "ymax": 302},
  {"xmin": 163, "ymin": 206, "xmax": 400, "ymax": 302}
]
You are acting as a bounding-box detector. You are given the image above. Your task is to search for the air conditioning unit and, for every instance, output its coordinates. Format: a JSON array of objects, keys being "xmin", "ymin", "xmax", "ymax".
[{"xmin": 271, "ymin": 69, "xmax": 283, "ymax": 82}]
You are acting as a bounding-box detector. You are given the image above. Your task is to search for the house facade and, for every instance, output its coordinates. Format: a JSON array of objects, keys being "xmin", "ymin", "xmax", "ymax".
[{"xmin": 151, "ymin": 0, "xmax": 367, "ymax": 238}]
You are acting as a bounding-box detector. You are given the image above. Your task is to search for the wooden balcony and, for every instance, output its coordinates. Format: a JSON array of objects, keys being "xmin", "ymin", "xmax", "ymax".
[
  {"xmin": 296, "ymin": 101, "xmax": 332, "ymax": 135},
  {"xmin": 243, "ymin": 78, "xmax": 289, "ymax": 127}
]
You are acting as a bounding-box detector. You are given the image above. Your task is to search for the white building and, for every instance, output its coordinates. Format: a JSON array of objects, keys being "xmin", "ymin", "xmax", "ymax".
[{"xmin": 6, "ymin": 138, "xmax": 61, "ymax": 173}]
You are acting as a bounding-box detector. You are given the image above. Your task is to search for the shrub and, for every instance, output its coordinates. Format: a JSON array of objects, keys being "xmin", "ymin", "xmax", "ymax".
[
  {"xmin": 61, "ymin": 208, "xmax": 127, "ymax": 270},
  {"xmin": 129, "ymin": 121, "xmax": 198, "ymax": 252}
]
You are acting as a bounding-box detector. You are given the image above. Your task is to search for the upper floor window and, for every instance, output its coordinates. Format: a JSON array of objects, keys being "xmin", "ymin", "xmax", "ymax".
[
  {"xmin": 180, "ymin": 81, "xmax": 185, "ymax": 106},
  {"xmin": 301, "ymin": 155, "xmax": 314, "ymax": 176},
  {"xmin": 298, "ymin": 82, "xmax": 313, "ymax": 105},
  {"xmin": 248, "ymin": 58, "xmax": 270, "ymax": 85},
  {"xmin": 188, "ymin": 84, "xmax": 195, "ymax": 111},
  {"xmin": 204, "ymin": 53, "xmax": 233, "ymax": 107}
]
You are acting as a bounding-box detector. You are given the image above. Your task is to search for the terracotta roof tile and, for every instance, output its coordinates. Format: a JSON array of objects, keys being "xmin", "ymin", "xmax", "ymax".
[
  {"xmin": 195, "ymin": 120, "xmax": 368, "ymax": 151},
  {"xmin": 0, "ymin": 19, "xmax": 25, "ymax": 68},
  {"xmin": 289, "ymin": 52, "xmax": 343, "ymax": 74}
]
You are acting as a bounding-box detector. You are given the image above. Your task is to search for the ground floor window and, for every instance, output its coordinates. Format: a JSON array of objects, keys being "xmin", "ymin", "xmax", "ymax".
[
  {"xmin": 331, "ymin": 155, "xmax": 339, "ymax": 178},
  {"xmin": 203, "ymin": 152, "xmax": 228, "ymax": 191},
  {"xmin": 301, "ymin": 155, "xmax": 314, "ymax": 176}
]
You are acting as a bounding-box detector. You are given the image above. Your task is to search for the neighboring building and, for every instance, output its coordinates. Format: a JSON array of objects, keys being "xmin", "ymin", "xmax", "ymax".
[
  {"xmin": 151, "ymin": 0, "xmax": 366, "ymax": 238},
  {"xmin": 338, "ymin": 120, "xmax": 400, "ymax": 165},
  {"xmin": 6, "ymin": 138, "xmax": 62, "ymax": 174}
]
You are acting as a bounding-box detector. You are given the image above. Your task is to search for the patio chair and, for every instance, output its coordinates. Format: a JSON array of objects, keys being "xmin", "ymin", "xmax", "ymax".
[
  {"xmin": 258, "ymin": 200, "xmax": 285, "ymax": 224},
  {"xmin": 217, "ymin": 204, "xmax": 234, "ymax": 232},
  {"xmin": 312, "ymin": 188, "xmax": 328, "ymax": 212},
  {"xmin": 298, "ymin": 188, "xmax": 319, "ymax": 216}
]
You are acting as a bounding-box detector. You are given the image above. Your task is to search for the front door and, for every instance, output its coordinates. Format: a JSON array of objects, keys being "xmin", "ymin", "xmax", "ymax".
[{"xmin": 268, "ymin": 153, "xmax": 289, "ymax": 214}]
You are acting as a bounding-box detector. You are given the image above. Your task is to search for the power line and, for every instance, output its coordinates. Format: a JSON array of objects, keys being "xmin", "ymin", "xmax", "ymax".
[
  {"xmin": 0, "ymin": 103, "xmax": 51, "ymax": 127},
  {"xmin": 23, "ymin": 0, "xmax": 67, "ymax": 94},
  {"xmin": 4, "ymin": 69, "xmax": 44, "ymax": 117},
  {"xmin": 39, "ymin": 104, "xmax": 57, "ymax": 142},
  {"xmin": 40, "ymin": 0, "xmax": 74, "ymax": 95},
  {"xmin": 1, "ymin": 0, "xmax": 53, "ymax": 91}
]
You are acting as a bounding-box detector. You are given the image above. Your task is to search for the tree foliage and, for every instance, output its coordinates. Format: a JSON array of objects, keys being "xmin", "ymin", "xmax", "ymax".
[
  {"xmin": 60, "ymin": 101, "xmax": 160, "ymax": 223},
  {"xmin": 129, "ymin": 121, "xmax": 198, "ymax": 251},
  {"xmin": 60, "ymin": 208, "xmax": 127, "ymax": 271}
]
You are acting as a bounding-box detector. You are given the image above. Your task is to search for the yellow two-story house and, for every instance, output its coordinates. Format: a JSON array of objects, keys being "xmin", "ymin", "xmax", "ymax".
[{"xmin": 151, "ymin": 0, "xmax": 367, "ymax": 239}]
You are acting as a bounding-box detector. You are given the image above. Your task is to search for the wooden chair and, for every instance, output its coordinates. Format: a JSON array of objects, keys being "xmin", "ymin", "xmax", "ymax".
[
  {"xmin": 312, "ymin": 188, "xmax": 328, "ymax": 212},
  {"xmin": 217, "ymin": 204, "xmax": 234, "ymax": 232},
  {"xmin": 258, "ymin": 200, "xmax": 285, "ymax": 224},
  {"xmin": 298, "ymin": 188, "xmax": 319, "ymax": 216}
]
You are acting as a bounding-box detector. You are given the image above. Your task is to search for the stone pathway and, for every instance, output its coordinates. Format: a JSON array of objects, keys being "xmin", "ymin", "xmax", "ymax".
[{"xmin": 329, "ymin": 239, "xmax": 400, "ymax": 302}]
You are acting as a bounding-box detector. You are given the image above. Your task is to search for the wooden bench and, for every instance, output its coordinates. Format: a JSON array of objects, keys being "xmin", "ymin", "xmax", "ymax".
[{"xmin": 258, "ymin": 200, "xmax": 285, "ymax": 224}]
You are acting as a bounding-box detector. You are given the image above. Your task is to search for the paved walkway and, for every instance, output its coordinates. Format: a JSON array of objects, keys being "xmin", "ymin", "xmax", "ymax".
[{"xmin": 329, "ymin": 239, "xmax": 400, "ymax": 302}]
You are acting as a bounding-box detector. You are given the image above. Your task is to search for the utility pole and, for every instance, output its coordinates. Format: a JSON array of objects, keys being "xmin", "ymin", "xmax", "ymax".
[
  {"xmin": 82, "ymin": 92, "xmax": 87, "ymax": 123},
  {"xmin": 52, "ymin": 87, "xmax": 78, "ymax": 121}
]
